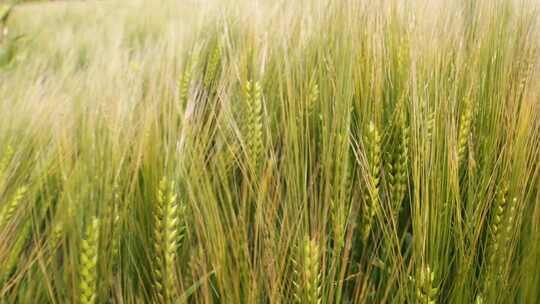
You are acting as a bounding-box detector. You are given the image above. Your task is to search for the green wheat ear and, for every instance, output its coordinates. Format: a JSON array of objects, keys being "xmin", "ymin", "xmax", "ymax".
[
  {"xmin": 0, "ymin": 185, "xmax": 27, "ymax": 228},
  {"xmin": 483, "ymin": 185, "xmax": 518, "ymax": 296},
  {"xmin": 153, "ymin": 177, "xmax": 181, "ymax": 303},
  {"xmin": 486, "ymin": 186, "xmax": 508, "ymax": 270},
  {"xmin": 80, "ymin": 217, "xmax": 100, "ymax": 304},
  {"xmin": 292, "ymin": 236, "xmax": 322, "ymax": 304},
  {"xmin": 204, "ymin": 42, "xmax": 221, "ymax": 90},
  {"xmin": 178, "ymin": 56, "xmax": 193, "ymax": 113},
  {"xmin": 457, "ymin": 94, "xmax": 473, "ymax": 166},
  {"xmin": 387, "ymin": 108, "xmax": 409, "ymax": 217},
  {"xmin": 416, "ymin": 264, "xmax": 438, "ymax": 304},
  {"xmin": 244, "ymin": 80, "xmax": 263, "ymax": 171},
  {"xmin": 481, "ymin": 185, "xmax": 514, "ymax": 295},
  {"xmin": 361, "ymin": 121, "xmax": 381, "ymax": 242},
  {"xmin": 331, "ymin": 132, "xmax": 352, "ymax": 251}
]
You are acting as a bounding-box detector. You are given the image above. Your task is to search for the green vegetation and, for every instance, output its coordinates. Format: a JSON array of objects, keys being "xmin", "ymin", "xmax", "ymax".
[{"xmin": 0, "ymin": 0, "xmax": 539, "ymax": 303}]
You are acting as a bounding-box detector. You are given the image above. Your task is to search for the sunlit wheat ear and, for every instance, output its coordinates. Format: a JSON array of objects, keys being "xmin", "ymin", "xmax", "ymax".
[
  {"xmin": 153, "ymin": 177, "xmax": 180, "ymax": 303},
  {"xmin": 361, "ymin": 121, "xmax": 381, "ymax": 242},
  {"xmin": 204, "ymin": 42, "xmax": 221, "ymax": 90},
  {"xmin": 0, "ymin": 144, "xmax": 13, "ymax": 181},
  {"xmin": 292, "ymin": 237, "xmax": 322, "ymax": 304},
  {"xmin": 457, "ymin": 95, "xmax": 473, "ymax": 166},
  {"xmin": 387, "ymin": 110, "xmax": 409, "ymax": 217},
  {"xmin": 80, "ymin": 217, "xmax": 100, "ymax": 304},
  {"xmin": 415, "ymin": 264, "xmax": 438, "ymax": 304},
  {"xmin": 244, "ymin": 80, "xmax": 263, "ymax": 171},
  {"xmin": 0, "ymin": 185, "xmax": 27, "ymax": 228}
]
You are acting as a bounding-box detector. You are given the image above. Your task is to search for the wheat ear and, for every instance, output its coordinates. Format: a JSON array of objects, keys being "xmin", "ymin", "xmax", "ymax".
[
  {"xmin": 482, "ymin": 185, "xmax": 512, "ymax": 293},
  {"xmin": 457, "ymin": 95, "xmax": 473, "ymax": 166},
  {"xmin": 387, "ymin": 109, "xmax": 409, "ymax": 217},
  {"xmin": 153, "ymin": 177, "xmax": 181, "ymax": 303},
  {"xmin": 361, "ymin": 121, "xmax": 381, "ymax": 242},
  {"xmin": 0, "ymin": 186, "xmax": 27, "ymax": 228},
  {"xmin": 178, "ymin": 58, "xmax": 193, "ymax": 112},
  {"xmin": 416, "ymin": 264, "xmax": 438, "ymax": 304},
  {"xmin": 244, "ymin": 80, "xmax": 263, "ymax": 170},
  {"xmin": 80, "ymin": 217, "xmax": 100, "ymax": 304},
  {"xmin": 204, "ymin": 42, "xmax": 221, "ymax": 89},
  {"xmin": 292, "ymin": 236, "xmax": 322, "ymax": 304}
]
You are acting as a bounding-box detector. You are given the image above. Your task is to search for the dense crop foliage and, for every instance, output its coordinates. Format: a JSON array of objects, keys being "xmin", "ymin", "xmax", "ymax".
[{"xmin": 0, "ymin": 1, "xmax": 539, "ymax": 303}]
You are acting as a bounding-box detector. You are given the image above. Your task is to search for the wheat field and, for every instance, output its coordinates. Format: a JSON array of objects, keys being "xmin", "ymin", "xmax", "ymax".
[{"xmin": 0, "ymin": 0, "xmax": 539, "ymax": 303}]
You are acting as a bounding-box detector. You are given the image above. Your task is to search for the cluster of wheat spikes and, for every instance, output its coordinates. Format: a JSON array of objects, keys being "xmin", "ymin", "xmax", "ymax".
[{"xmin": 0, "ymin": 0, "xmax": 539, "ymax": 303}]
